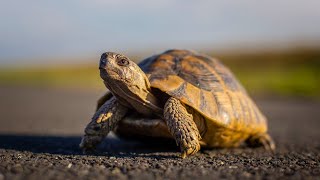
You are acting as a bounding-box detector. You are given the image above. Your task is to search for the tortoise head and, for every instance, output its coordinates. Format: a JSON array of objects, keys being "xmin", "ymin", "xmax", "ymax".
[
  {"xmin": 99, "ymin": 52, "xmax": 146, "ymax": 84},
  {"xmin": 99, "ymin": 52, "xmax": 162, "ymax": 115}
]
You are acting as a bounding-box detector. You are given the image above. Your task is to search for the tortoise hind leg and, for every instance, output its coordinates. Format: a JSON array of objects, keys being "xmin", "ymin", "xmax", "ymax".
[
  {"xmin": 246, "ymin": 133, "xmax": 276, "ymax": 151},
  {"xmin": 164, "ymin": 97, "xmax": 202, "ymax": 158}
]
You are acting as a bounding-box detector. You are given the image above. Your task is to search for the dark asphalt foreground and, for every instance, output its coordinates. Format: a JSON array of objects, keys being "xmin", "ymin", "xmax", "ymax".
[{"xmin": 0, "ymin": 86, "xmax": 319, "ymax": 180}]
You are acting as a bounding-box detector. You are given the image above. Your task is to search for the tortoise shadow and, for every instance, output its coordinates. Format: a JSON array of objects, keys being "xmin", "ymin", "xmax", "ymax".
[{"xmin": 0, "ymin": 134, "xmax": 178, "ymax": 158}]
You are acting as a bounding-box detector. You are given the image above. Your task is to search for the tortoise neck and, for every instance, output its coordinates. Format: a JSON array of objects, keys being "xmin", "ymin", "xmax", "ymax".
[
  {"xmin": 139, "ymin": 89, "xmax": 163, "ymax": 116},
  {"xmin": 122, "ymin": 85, "xmax": 163, "ymax": 117},
  {"xmin": 104, "ymin": 76, "xmax": 163, "ymax": 117}
]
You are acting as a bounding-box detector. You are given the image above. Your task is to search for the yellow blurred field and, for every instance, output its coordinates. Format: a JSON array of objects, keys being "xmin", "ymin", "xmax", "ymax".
[{"xmin": 1, "ymin": 48, "xmax": 319, "ymax": 98}]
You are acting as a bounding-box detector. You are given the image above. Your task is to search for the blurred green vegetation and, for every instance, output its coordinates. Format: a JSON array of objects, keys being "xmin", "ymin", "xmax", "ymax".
[
  {"xmin": 213, "ymin": 48, "xmax": 320, "ymax": 98},
  {"xmin": 0, "ymin": 48, "xmax": 319, "ymax": 98},
  {"xmin": 0, "ymin": 65, "xmax": 104, "ymax": 90}
]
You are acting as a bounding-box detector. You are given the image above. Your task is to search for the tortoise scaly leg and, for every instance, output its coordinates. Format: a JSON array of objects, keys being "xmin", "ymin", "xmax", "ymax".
[
  {"xmin": 164, "ymin": 97, "xmax": 201, "ymax": 158},
  {"xmin": 246, "ymin": 133, "xmax": 276, "ymax": 151},
  {"xmin": 80, "ymin": 97, "xmax": 128, "ymax": 153}
]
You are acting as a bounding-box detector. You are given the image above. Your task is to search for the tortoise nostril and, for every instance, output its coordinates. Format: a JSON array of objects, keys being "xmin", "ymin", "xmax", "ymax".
[
  {"xmin": 99, "ymin": 59, "xmax": 106, "ymax": 69},
  {"xmin": 101, "ymin": 53, "xmax": 107, "ymax": 60}
]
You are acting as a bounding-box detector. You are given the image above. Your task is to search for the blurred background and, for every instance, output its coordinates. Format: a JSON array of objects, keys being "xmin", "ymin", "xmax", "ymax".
[{"xmin": 0, "ymin": 0, "xmax": 319, "ymax": 137}]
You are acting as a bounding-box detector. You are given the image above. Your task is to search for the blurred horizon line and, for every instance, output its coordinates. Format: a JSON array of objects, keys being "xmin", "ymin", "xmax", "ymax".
[{"xmin": 1, "ymin": 39, "xmax": 320, "ymax": 68}]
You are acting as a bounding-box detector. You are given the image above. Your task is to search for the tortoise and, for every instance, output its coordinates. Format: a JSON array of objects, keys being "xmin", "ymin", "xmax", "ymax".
[{"xmin": 80, "ymin": 49, "xmax": 275, "ymax": 158}]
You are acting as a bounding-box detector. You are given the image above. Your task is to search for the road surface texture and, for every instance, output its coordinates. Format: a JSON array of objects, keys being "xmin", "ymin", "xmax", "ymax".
[{"xmin": 0, "ymin": 86, "xmax": 319, "ymax": 179}]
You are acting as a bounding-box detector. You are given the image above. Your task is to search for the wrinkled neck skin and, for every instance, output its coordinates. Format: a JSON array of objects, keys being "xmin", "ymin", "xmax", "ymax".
[{"xmin": 102, "ymin": 68, "xmax": 163, "ymax": 118}]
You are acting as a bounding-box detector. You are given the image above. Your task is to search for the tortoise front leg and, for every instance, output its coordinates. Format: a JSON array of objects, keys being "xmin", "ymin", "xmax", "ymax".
[
  {"xmin": 80, "ymin": 97, "xmax": 128, "ymax": 153},
  {"xmin": 164, "ymin": 97, "xmax": 202, "ymax": 158}
]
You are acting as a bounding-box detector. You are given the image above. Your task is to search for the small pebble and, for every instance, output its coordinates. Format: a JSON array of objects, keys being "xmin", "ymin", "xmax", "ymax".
[
  {"xmin": 229, "ymin": 165, "xmax": 238, "ymax": 169},
  {"xmin": 156, "ymin": 164, "xmax": 167, "ymax": 170},
  {"xmin": 111, "ymin": 167, "xmax": 121, "ymax": 174},
  {"xmin": 67, "ymin": 163, "xmax": 72, "ymax": 168}
]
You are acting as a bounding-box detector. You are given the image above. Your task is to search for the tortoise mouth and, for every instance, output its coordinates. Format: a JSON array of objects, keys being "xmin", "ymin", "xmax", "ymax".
[{"xmin": 100, "ymin": 68, "xmax": 119, "ymax": 81}]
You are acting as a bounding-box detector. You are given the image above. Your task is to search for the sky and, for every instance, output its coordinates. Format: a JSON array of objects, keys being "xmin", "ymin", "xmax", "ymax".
[{"xmin": 0, "ymin": 0, "xmax": 320, "ymax": 65}]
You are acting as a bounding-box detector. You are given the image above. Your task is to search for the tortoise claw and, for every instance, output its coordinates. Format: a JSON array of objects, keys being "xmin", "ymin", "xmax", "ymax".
[
  {"xmin": 79, "ymin": 135, "xmax": 102, "ymax": 154},
  {"xmin": 260, "ymin": 134, "xmax": 276, "ymax": 152},
  {"xmin": 81, "ymin": 147, "xmax": 97, "ymax": 155},
  {"xmin": 180, "ymin": 138, "xmax": 201, "ymax": 158},
  {"xmin": 181, "ymin": 152, "xmax": 187, "ymax": 159},
  {"xmin": 246, "ymin": 133, "xmax": 276, "ymax": 152}
]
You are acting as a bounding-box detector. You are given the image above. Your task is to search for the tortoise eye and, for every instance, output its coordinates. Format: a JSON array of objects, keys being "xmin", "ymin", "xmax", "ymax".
[{"xmin": 117, "ymin": 58, "xmax": 129, "ymax": 66}]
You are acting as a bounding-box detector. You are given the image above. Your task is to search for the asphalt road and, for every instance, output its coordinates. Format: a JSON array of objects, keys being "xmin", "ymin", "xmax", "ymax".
[{"xmin": 0, "ymin": 86, "xmax": 319, "ymax": 179}]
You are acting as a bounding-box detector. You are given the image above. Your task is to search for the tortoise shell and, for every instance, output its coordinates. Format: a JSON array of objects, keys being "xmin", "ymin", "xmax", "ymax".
[{"xmin": 139, "ymin": 49, "xmax": 267, "ymax": 135}]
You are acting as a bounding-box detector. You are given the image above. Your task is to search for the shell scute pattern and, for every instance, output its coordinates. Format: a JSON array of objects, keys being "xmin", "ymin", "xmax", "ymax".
[{"xmin": 138, "ymin": 50, "xmax": 267, "ymax": 133}]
